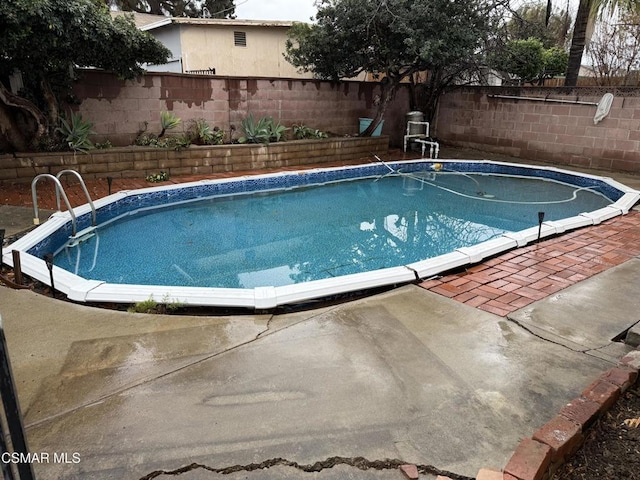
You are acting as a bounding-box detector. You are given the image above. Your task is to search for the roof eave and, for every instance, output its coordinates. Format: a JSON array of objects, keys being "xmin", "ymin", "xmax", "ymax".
[{"xmin": 140, "ymin": 17, "xmax": 174, "ymax": 31}]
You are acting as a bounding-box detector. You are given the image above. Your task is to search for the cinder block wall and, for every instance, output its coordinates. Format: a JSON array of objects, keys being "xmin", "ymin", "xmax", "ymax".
[
  {"xmin": 72, "ymin": 71, "xmax": 411, "ymax": 147},
  {"xmin": 19, "ymin": 72, "xmax": 640, "ymax": 176},
  {"xmin": 434, "ymin": 86, "xmax": 640, "ymax": 173}
]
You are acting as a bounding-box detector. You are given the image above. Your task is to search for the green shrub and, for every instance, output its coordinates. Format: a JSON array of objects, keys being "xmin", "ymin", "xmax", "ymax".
[
  {"xmin": 136, "ymin": 114, "xmax": 188, "ymax": 150},
  {"xmin": 185, "ymin": 119, "xmax": 225, "ymax": 145},
  {"xmin": 145, "ymin": 171, "xmax": 169, "ymax": 183},
  {"xmin": 292, "ymin": 124, "xmax": 328, "ymax": 140},
  {"xmin": 135, "ymin": 133, "xmax": 190, "ymax": 151},
  {"xmin": 94, "ymin": 140, "xmax": 113, "ymax": 149},
  {"xmin": 128, "ymin": 297, "xmax": 158, "ymax": 313},
  {"xmin": 127, "ymin": 295, "xmax": 184, "ymax": 314}
]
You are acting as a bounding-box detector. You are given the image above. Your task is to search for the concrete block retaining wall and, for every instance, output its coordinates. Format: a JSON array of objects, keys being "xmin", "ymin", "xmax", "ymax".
[
  {"xmin": 434, "ymin": 86, "xmax": 640, "ymax": 173},
  {"xmin": 0, "ymin": 136, "xmax": 389, "ymax": 183}
]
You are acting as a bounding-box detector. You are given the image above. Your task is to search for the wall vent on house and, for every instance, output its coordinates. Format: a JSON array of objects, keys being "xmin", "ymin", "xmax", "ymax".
[{"xmin": 234, "ymin": 31, "xmax": 247, "ymax": 47}]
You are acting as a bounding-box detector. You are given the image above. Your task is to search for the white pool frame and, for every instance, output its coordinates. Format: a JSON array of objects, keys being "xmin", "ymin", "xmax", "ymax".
[{"xmin": 3, "ymin": 159, "xmax": 639, "ymax": 309}]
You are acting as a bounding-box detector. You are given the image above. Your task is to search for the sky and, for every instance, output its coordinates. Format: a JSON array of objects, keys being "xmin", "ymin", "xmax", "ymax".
[
  {"xmin": 232, "ymin": 1, "xmax": 584, "ymax": 24},
  {"xmin": 234, "ymin": 0, "xmax": 318, "ymax": 22}
]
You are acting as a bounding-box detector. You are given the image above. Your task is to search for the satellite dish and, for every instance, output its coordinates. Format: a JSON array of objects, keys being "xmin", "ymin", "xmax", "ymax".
[{"xmin": 593, "ymin": 93, "xmax": 614, "ymax": 125}]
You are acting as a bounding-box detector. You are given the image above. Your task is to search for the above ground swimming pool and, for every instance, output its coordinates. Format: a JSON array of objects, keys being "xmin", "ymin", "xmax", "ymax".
[{"xmin": 4, "ymin": 159, "xmax": 639, "ymax": 309}]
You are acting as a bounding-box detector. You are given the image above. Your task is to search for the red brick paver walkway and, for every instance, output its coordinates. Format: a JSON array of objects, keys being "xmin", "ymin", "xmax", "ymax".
[{"xmin": 419, "ymin": 211, "xmax": 640, "ymax": 316}]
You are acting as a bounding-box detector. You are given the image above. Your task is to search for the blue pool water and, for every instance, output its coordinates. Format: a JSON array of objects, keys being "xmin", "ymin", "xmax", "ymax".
[{"xmin": 53, "ymin": 172, "xmax": 612, "ymax": 288}]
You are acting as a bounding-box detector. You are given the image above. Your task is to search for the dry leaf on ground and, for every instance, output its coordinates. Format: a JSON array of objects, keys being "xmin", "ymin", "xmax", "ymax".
[{"xmin": 623, "ymin": 417, "xmax": 640, "ymax": 428}]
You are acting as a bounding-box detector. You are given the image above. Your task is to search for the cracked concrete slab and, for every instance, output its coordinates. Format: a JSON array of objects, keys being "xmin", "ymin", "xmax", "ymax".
[
  {"xmin": 627, "ymin": 322, "xmax": 640, "ymax": 347},
  {"xmin": 1, "ymin": 281, "xmax": 630, "ymax": 480},
  {"xmin": 145, "ymin": 463, "xmax": 437, "ymax": 479},
  {"xmin": 138, "ymin": 457, "xmax": 446, "ymax": 479},
  {"xmin": 0, "ymin": 288, "xmax": 275, "ymax": 425},
  {"xmin": 508, "ymin": 258, "xmax": 640, "ymax": 362}
]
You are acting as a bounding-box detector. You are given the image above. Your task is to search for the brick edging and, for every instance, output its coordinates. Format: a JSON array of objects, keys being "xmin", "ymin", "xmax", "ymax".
[{"xmin": 478, "ymin": 349, "xmax": 640, "ymax": 480}]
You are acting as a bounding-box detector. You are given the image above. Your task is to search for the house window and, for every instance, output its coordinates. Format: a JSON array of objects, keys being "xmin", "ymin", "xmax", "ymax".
[{"xmin": 234, "ymin": 31, "xmax": 247, "ymax": 47}]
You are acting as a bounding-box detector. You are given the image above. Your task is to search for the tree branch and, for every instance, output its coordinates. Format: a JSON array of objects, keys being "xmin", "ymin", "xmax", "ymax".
[{"xmin": 0, "ymin": 81, "xmax": 48, "ymax": 141}]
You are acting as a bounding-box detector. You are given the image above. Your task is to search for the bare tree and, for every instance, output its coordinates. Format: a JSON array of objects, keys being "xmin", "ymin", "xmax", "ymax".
[
  {"xmin": 587, "ymin": 10, "xmax": 640, "ymax": 85},
  {"xmin": 564, "ymin": 0, "xmax": 640, "ymax": 86}
]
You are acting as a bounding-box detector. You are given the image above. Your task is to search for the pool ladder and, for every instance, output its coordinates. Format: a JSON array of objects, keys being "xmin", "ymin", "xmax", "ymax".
[{"xmin": 31, "ymin": 170, "xmax": 97, "ymax": 239}]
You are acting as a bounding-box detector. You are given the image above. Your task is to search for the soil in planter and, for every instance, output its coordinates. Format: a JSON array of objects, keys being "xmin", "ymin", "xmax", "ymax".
[{"xmin": 552, "ymin": 382, "xmax": 640, "ymax": 480}]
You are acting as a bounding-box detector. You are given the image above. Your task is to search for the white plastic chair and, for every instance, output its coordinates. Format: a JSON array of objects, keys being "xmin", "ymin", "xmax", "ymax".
[{"xmin": 403, "ymin": 121, "xmax": 439, "ymax": 159}]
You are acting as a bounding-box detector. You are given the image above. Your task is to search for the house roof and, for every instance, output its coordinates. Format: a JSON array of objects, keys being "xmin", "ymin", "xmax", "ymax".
[
  {"xmin": 110, "ymin": 11, "xmax": 295, "ymax": 31},
  {"xmin": 110, "ymin": 11, "xmax": 168, "ymax": 28}
]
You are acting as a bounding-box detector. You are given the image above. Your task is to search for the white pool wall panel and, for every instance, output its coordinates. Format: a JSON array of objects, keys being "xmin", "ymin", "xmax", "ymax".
[
  {"xmin": 407, "ymin": 251, "xmax": 471, "ymax": 279},
  {"xmin": 4, "ymin": 251, "xmax": 80, "ymax": 296},
  {"xmin": 502, "ymin": 224, "xmax": 557, "ymax": 247},
  {"xmin": 79, "ymin": 283, "xmax": 258, "ymax": 308},
  {"xmin": 550, "ymin": 215, "xmax": 594, "ymax": 231},
  {"xmin": 580, "ymin": 206, "xmax": 625, "ymax": 225},
  {"xmin": 456, "ymin": 237, "xmax": 519, "ymax": 263},
  {"xmin": 615, "ymin": 192, "xmax": 640, "ymax": 213},
  {"xmin": 272, "ymin": 267, "xmax": 417, "ymax": 308},
  {"xmin": 67, "ymin": 279, "xmax": 105, "ymax": 301}
]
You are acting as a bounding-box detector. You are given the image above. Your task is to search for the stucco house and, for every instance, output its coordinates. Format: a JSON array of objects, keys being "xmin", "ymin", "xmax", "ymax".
[{"xmin": 111, "ymin": 12, "xmax": 313, "ymax": 78}]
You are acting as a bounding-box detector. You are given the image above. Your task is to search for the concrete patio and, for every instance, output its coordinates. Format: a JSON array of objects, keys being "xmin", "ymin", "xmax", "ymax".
[{"xmin": 1, "ymin": 152, "xmax": 640, "ymax": 479}]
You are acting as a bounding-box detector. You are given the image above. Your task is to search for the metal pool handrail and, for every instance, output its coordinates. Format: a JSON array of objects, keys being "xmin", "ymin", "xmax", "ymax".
[
  {"xmin": 56, "ymin": 170, "xmax": 97, "ymax": 227},
  {"xmin": 31, "ymin": 174, "xmax": 78, "ymax": 236}
]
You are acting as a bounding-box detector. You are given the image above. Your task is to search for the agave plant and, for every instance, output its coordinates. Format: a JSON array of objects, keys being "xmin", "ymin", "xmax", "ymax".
[
  {"xmin": 267, "ymin": 120, "xmax": 288, "ymax": 142},
  {"xmin": 159, "ymin": 110, "xmax": 181, "ymax": 137},
  {"xmin": 238, "ymin": 113, "xmax": 270, "ymax": 144},
  {"xmin": 238, "ymin": 114, "xmax": 288, "ymax": 144},
  {"xmin": 56, "ymin": 113, "xmax": 95, "ymax": 153}
]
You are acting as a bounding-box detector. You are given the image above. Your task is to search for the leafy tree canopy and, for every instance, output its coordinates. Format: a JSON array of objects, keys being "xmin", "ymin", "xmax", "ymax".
[
  {"xmin": 0, "ymin": 0, "xmax": 170, "ymax": 151},
  {"xmin": 287, "ymin": 0, "xmax": 489, "ymax": 81},
  {"xmin": 490, "ymin": 38, "xmax": 545, "ymax": 84},
  {"xmin": 104, "ymin": 0, "xmax": 236, "ymax": 18},
  {"xmin": 489, "ymin": 37, "xmax": 568, "ymax": 84},
  {"xmin": 285, "ymin": 0, "xmax": 492, "ymax": 134},
  {"xmin": 542, "ymin": 46, "xmax": 569, "ymax": 79}
]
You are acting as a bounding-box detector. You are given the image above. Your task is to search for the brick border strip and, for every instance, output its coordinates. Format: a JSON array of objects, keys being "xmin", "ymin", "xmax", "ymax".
[{"xmin": 474, "ymin": 349, "xmax": 640, "ymax": 480}]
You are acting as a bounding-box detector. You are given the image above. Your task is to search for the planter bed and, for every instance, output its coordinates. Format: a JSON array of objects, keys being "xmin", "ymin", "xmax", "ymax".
[{"xmin": 0, "ymin": 136, "xmax": 389, "ymax": 183}]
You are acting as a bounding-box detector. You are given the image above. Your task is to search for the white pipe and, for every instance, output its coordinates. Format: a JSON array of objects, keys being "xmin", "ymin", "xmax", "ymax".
[{"xmin": 487, "ymin": 94, "xmax": 598, "ymax": 106}]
